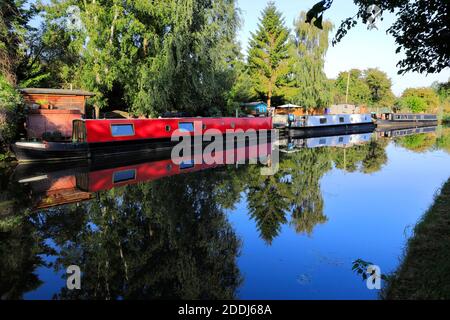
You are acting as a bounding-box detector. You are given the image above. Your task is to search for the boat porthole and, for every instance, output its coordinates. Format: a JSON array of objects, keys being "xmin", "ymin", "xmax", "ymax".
[
  {"xmin": 166, "ymin": 164, "xmax": 173, "ymax": 172},
  {"xmin": 165, "ymin": 125, "xmax": 171, "ymax": 132}
]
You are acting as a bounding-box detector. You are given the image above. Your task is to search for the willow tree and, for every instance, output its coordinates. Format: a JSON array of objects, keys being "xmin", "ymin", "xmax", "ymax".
[
  {"xmin": 247, "ymin": 2, "xmax": 290, "ymax": 108},
  {"xmin": 41, "ymin": 0, "xmax": 241, "ymax": 116},
  {"xmin": 288, "ymin": 11, "xmax": 333, "ymax": 110},
  {"xmin": 0, "ymin": 0, "xmax": 29, "ymax": 85}
]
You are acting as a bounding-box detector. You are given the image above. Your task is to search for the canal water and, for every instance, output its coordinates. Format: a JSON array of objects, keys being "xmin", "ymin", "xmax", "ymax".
[{"xmin": 1, "ymin": 127, "xmax": 450, "ymax": 300}]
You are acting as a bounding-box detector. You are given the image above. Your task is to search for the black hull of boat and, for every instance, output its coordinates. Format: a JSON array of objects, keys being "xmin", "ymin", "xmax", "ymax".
[
  {"xmin": 12, "ymin": 131, "xmax": 274, "ymax": 163},
  {"xmin": 12, "ymin": 143, "xmax": 89, "ymax": 162},
  {"xmin": 376, "ymin": 120, "xmax": 438, "ymax": 129},
  {"xmin": 287, "ymin": 123, "xmax": 376, "ymax": 138}
]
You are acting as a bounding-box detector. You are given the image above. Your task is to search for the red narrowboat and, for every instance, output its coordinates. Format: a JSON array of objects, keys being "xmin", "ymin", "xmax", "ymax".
[{"xmin": 12, "ymin": 117, "xmax": 273, "ymax": 162}]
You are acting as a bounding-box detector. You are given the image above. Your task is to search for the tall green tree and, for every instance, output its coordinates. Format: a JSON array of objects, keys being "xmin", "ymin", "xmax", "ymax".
[
  {"xmin": 0, "ymin": 0, "xmax": 30, "ymax": 85},
  {"xmin": 247, "ymin": 2, "xmax": 290, "ymax": 108},
  {"xmin": 41, "ymin": 0, "xmax": 241, "ymax": 116},
  {"xmin": 364, "ymin": 68, "xmax": 395, "ymax": 108},
  {"xmin": 288, "ymin": 11, "xmax": 333, "ymax": 110},
  {"xmin": 333, "ymin": 69, "xmax": 371, "ymax": 105}
]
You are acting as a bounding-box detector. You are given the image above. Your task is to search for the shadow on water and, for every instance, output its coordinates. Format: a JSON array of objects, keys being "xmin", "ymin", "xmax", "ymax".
[{"xmin": 1, "ymin": 125, "xmax": 449, "ymax": 299}]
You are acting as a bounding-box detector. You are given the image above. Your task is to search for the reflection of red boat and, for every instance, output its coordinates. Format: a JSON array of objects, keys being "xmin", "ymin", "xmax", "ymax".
[
  {"xmin": 12, "ymin": 117, "xmax": 273, "ymax": 162},
  {"xmin": 15, "ymin": 141, "xmax": 273, "ymax": 210},
  {"xmin": 82, "ymin": 142, "xmax": 272, "ymax": 192}
]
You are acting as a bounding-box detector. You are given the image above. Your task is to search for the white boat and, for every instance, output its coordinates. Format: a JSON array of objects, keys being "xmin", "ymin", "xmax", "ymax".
[{"xmin": 289, "ymin": 114, "xmax": 374, "ymax": 128}]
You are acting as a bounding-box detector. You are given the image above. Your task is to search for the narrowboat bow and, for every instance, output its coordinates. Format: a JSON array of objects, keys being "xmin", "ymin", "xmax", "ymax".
[{"xmin": 12, "ymin": 117, "xmax": 273, "ymax": 162}]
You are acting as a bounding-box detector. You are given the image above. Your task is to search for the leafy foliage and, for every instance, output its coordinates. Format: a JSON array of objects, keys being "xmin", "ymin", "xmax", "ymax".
[
  {"xmin": 0, "ymin": 0, "xmax": 31, "ymax": 85},
  {"xmin": 364, "ymin": 68, "xmax": 395, "ymax": 108},
  {"xmin": 247, "ymin": 2, "xmax": 291, "ymax": 108},
  {"xmin": 333, "ymin": 68, "xmax": 395, "ymax": 108},
  {"xmin": 287, "ymin": 11, "xmax": 333, "ymax": 110},
  {"xmin": 0, "ymin": 74, "xmax": 22, "ymax": 149},
  {"xmin": 334, "ymin": 69, "xmax": 371, "ymax": 105},
  {"xmin": 40, "ymin": 0, "xmax": 241, "ymax": 116},
  {"xmin": 399, "ymin": 96, "xmax": 427, "ymax": 114},
  {"xmin": 307, "ymin": 0, "xmax": 450, "ymax": 74}
]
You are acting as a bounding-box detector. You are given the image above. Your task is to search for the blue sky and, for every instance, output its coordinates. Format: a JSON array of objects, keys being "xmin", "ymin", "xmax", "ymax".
[{"xmin": 237, "ymin": 0, "xmax": 450, "ymax": 96}]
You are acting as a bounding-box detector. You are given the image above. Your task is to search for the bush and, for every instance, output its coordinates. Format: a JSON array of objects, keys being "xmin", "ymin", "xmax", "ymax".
[
  {"xmin": 0, "ymin": 75, "xmax": 22, "ymax": 153},
  {"xmin": 443, "ymin": 114, "xmax": 450, "ymax": 124},
  {"xmin": 399, "ymin": 95, "xmax": 427, "ymax": 113}
]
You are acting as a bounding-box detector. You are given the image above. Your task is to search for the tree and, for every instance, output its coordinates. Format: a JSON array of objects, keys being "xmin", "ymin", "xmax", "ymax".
[
  {"xmin": 333, "ymin": 69, "xmax": 371, "ymax": 105},
  {"xmin": 41, "ymin": 0, "xmax": 241, "ymax": 116},
  {"xmin": 0, "ymin": 74, "xmax": 22, "ymax": 151},
  {"xmin": 401, "ymin": 87, "xmax": 440, "ymax": 113},
  {"xmin": 0, "ymin": 0, "xmax": 30, "ymax": 85},
  {"xmin": 364, "ymin": 68, "xmax": 395, "ymax": 108},
  {"xmin": 288, "ymin": 11, "xmax": 333, "ymax": 110},
  {"xmin": 399, "ymin": 96, "xmax": 427, "ymax": 113},
  {"xmin": 247, "ymin": 2, "xmax": 290, "ymax": 108},
  {"xmin": 306, "ymin": 0, "xmax": 449, "ymax": 75}
]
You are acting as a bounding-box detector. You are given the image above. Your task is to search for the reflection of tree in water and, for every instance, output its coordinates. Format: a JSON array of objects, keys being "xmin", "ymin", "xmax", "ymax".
[
  {"xmin": 396, "ymin": 133, "xmax": 436, "ymax": 153},
  {"xmin": 245, "ymin": 139, "xmax": 389, "ymax": 241},
  {"xmin": 245, "ymin": 165, "xmax": 292, "ymax": 244},
  {"xmin": 436, "ymin": 128, "xmax": 450, "ymax": 154},
  {"xmin": 51, "ymin": 168, "xmax": 243, "ymax": 300},
  {"xmin": 245, "ymin": 147, "xmax": 333, "ymax": 243},
  {"xmin": 0, "ymin": 168, "xmax": 243, "ymax": 300},
  {"xmin": 0, "ymin": 167, "xmax": 50, "ymax": 300},
  {"xmin": 0, "ymin": 219, "xmax": 55, "ymax": 299},
  {"xmin": 287, "ymin": 148, "xmax": 332, "ymax": 236},
  {"xmin": 332, "ymin": 139, "xmax": 388, "ymax": 174}
]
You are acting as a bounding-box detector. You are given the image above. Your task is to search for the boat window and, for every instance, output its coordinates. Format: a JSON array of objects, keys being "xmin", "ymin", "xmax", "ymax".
[
  {"xmin": 319, "ymin": 139, "xmax": 326, "ymax": 145},
  {"xmin": 339, "ymin": 137, "xmax": 344, "ymax": 143},
  {"xmin": 72, "ymin": 120, "xmax": 86, "ymax": 143},
  {"xmin": 339, "ymin": 117, "xmax": 345, "ymax": 123},
  {"xmin": 179, "ymin": 122, "xmax": 195, "ymax": 133},
  {"xmin": 111, "ymin": 124, "xmax": 135, "ymax": 137},
  {"xmin": 180, "ymin": 160, "xmax": 195, "ymax": 170},
  {"xmin": 320, "ymin": 118, "xmax": 327, "ymax": 124},
  {"xmin": 113, "ymin": 169, "xmax": 136, "ymax": 184}
]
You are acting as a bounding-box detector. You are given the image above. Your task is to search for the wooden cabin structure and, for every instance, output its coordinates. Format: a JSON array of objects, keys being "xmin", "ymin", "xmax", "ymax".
[{"xmin": 20, "ymin": 88, "xmax": 95, "ymax": 140}]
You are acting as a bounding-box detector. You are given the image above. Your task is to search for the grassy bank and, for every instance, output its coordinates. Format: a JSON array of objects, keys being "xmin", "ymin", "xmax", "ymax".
[{"xmin": 384, "ymin": 178, "xmax": 450, "ymax": 300}]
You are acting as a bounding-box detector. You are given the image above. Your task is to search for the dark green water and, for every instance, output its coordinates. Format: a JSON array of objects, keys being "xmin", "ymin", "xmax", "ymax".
[{"xmin": 1, "ymin": 127, "xmax": 449, "ymax": 300}]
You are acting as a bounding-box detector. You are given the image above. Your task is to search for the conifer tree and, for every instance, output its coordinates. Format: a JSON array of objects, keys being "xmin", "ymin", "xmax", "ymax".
[{"xmin": 247, "ymin": 2, "xmax": 290, "ymax": 108}]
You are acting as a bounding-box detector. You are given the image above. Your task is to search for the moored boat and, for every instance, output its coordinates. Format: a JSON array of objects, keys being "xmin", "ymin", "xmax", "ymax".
[
  {"xmin": 287, "ymin": 114, "xmax": 375, "ymax": 138},
  {"xmin": 375, "ymin": 113, "xmax": 438, "ymax": 128},
  {"xmin": 12, "ymin": 117, "xmax": 273, "ymax": 162},
  {"xmin": 288, "ymin": 113, "xmax": 374, "ymax": 131}
]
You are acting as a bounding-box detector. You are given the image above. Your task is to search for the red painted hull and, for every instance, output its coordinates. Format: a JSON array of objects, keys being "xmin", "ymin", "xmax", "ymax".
[
  {"xmin": 87, "ymin": 142, "xmax": 272, "ymax": 192},
  {"xmin": 84, "ymin": 117, "xmax": 273, "ymax": 143}
]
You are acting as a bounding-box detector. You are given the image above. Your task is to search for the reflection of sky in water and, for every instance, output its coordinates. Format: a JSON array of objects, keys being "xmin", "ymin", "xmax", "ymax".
[{"xmin": 229, "ymin": 143, "xmax": 450, "ymax": 300}]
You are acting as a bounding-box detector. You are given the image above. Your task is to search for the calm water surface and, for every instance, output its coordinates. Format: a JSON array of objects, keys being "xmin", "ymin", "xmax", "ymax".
[{"xmin": 1, "ymin": 127, "xmax": 450, "ymax": 300}]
